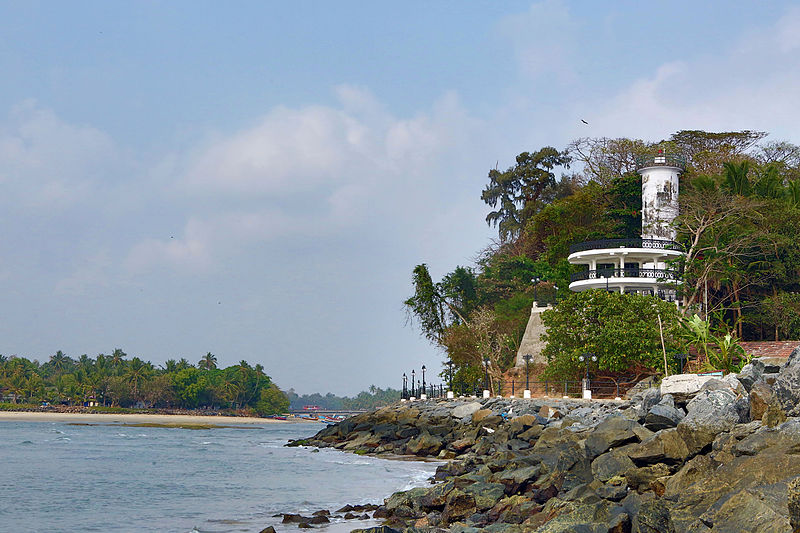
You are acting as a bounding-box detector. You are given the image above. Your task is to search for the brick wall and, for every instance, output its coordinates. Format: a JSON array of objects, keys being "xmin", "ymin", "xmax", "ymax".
[{"xmin": 740, "ymin": 341, "xmax": 799, "ymax": 359}]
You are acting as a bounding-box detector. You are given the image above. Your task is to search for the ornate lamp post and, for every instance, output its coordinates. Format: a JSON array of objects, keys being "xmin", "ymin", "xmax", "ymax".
[
  {"xmin": 402, "ymin": 373, "xmax": 407, "ymax": 400},
  {"xmin": 523, "ymin": 353, "xmax": 532, "ymax": 398},
  {"xmin": 421, "ymin": 365, "xmax": 426, "ymax": 393},
  {"xmin": 532, "ymin": 277, "xmax": 540, "ymax": 304},
  {"xmin": 411, "ymin": 369, "xmax": 415, "ymax": 398}
]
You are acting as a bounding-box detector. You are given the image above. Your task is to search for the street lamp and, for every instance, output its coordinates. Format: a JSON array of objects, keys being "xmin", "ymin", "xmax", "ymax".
[
  {"xmin": 447, "ymin": 360, "xmax": 454, "ymax": 389},
  {"xmin": 421, "ymin": 365, "xmax": 426, "ymax": 392},
  {"xmin": 523, "ymin": 354, "xmax": 532, "ymax": 391},
  {"xmin": 411, "ymin": 369, "xmax": 415, "ymax": 397},
  {"xmin": 402, "ymin": 373, "xmax": 407, "ymax": 400},
  {"xmin": 578, "ymin": 352, "xmax": 597, "ymax": 397},
  {"xmin": 532, "ymin": 277, "xmax": 540, "ymax": 304},
  {"xmin": 482, "ymin": 356, "xmax": 490, "ymax": 396}
]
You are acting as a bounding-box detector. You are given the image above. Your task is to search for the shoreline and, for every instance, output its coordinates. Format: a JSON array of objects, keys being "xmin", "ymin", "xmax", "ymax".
[{"xmin": 0, "ymin": 411, "xmax": 307, "ymax": 425}]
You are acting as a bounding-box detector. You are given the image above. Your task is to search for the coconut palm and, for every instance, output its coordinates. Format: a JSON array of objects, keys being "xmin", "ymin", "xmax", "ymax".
[{"xmin": 199, "ymin": 352, "xmax": 217, "ymax": 370}]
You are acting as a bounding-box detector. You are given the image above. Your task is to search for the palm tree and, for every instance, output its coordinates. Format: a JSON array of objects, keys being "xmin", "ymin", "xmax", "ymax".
[
  {"xmin": 110, "ymin": 349, "xmax": 126, "ymax": 373},
  {"xmin": 722, "ymin": 161, "xmax": 751, "ymax": 196},
  {"xmin": 126, "ymin": 357, "xmax": 149, "ymax": 402},
  {"xmin": 163, "ymin": 359, "xmax": 178, "ymax": 373},
  {"xmin": 177, "ymin": 358, "xmax": 192, "ymax": 370},
  {"xmin": 49, "ymin": 350, "xmax": 70, "ymax": 375},
  {"xmin": 199, "ymin": 352, "xmax": 217, "ymax": 370}
]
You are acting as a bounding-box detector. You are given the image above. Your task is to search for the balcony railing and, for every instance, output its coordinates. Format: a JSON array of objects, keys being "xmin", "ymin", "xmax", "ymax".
[
  {"xmin": 570, "ymin": 267, "xmax": 681, "ymax": 283},
  {"xmin": 569, "ymin": 238, "xmax": 684, "ymax": 254},
  {"xmin": 635, "ymin": 153, "xmax": 686, "ymax": 170}
]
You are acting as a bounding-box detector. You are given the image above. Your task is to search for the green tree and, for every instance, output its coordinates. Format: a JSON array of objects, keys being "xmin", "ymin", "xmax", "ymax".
[
  {"xmin": 541, "ymin": 290, "xmax": 680, "ymax": 380},
  {"xmin": 255, "ymin": 384, "xmax": 289, "ymax": 415},
  {"xmin": 481, "ymin": 147, "xmax": 571, "ymax": 242},
  {"xmin": 199, "ymin": 352, "xmax": 217, "ymax": 370}
]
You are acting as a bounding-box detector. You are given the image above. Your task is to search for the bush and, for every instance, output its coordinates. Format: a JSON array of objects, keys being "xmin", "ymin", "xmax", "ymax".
[{"xmin": 541, "ymin": 290, "xmax": 681, "ymax": 379}]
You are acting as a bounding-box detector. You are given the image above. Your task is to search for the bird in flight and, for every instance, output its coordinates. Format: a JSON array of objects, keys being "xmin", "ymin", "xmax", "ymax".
[{"xmin": 581, "ymin": 119, "xmax": 589, "ymax": 125}]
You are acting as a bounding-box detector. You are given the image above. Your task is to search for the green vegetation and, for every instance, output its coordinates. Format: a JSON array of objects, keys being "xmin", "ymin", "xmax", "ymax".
[
  {"xmin": 0, "ymin": 350, "xmax": 290, "ymax": 415},
  {"xmin": 541, "ymin": 290, "xmax": 681, "ymax": 379},
  {"xmin": 406, "ymin": 130, "xmax": 800, "ymax": 383}
]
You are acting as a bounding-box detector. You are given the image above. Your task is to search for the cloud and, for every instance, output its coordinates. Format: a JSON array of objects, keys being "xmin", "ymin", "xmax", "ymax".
[
  {"xmin": 0, "ymin": 100, "xmax": 119, "ymax": 211},
  {"xmin": 580, "ymin": 6, "xmax": 800, "ymax": 142},
  {"xmin": 129, "ymin": 87, "xmax": 482, "ymax": 273}
]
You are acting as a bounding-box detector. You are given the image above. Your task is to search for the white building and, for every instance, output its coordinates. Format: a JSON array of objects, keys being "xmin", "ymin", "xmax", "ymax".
[{"xmin": 567, "ymin": 151, "xmax": 685, "ymax": 302}]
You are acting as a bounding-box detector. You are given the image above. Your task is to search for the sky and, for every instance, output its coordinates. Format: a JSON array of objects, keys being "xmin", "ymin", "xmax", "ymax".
[{"xmin": 1, "ymin": 1, "xmax": 799, "ymax": 395}]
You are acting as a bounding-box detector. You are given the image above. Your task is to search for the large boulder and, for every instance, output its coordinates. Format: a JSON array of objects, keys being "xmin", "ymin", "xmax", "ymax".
[
  {"xmin": 628, "ymin": 428, "xmax": 689, "ymax": 466},
  {"xmin": 660, "ymin": 374, "xmax": 717, "ymax": 403},
  {"xmin": 677, "ymin": 389, "xmax": 743, "ymax": 454},
  {"xmin": 644, "ymin": 395, "xmax": 685, "ymax": 431},
  {"xmin": 584, "ymin": 416, "xmax": 642, "ymax": 458},
  {"xmin": 405, "ymin": 431, "xmax": 443, "ymax": 456},
  {"xmin": 771, "ymin": 350, "xmax": 800, "ymax": 417},
  {"xmin": 452, "ymin": 402, "xmax": 483, "ymax": 420},
  {"xmin": 737, "ymin": 359, "xmax": 765, "ymax": 392}
]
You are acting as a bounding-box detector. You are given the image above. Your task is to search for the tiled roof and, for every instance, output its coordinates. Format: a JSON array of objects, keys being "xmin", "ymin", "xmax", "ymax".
[{"xmin": 740, "ymin": 341, "xmax": 800, "ymax": 359}]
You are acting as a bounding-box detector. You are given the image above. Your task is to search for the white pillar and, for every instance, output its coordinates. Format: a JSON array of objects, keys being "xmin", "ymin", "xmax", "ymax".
[
  {"xmin": 523, "ymin": 389, "xmax": 531, "ymax": 399},
  {"xmin": 482, "ymin": 389, "xmax": 490, "ymax": 399},
  {"xmin": 446, "ymin": 390, "xmax": 454, "ymax": 399}
]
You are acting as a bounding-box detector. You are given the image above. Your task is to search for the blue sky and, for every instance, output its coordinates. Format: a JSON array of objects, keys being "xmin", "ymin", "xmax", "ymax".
[{"xmin": 1, "ymin": 1, "xmax": 799, "ymax": 394}]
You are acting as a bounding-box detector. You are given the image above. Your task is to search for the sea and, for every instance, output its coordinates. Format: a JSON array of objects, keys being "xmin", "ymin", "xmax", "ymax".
[{"xmin": 0, "ymin": 420, "xmax": 439, "ymax": 533}]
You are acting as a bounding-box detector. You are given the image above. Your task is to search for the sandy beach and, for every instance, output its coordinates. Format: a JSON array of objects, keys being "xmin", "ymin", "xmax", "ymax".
[{"xmin": 0, "ymin": 411, "xmax": 306, "ymax": 425}]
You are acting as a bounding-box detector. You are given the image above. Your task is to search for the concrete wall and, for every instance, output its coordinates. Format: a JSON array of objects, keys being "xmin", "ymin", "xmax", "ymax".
[{"xmin": 515, "ymin": 302, "xmax": 550, "ymax": 367}]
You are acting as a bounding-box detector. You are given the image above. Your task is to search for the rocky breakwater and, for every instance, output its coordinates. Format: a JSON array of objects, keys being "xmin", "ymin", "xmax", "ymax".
[{"xmin": 289, "ymin": 348, "xmax": 800, "ymax": 532}]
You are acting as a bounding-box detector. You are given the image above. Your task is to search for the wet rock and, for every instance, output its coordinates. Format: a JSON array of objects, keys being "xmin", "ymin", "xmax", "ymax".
[
  {"xmin": 441, "ymin": 489, "xmax": 477, "ymax": 524},
  {"xmin": 350, "ymin": 526, "xmax": 402, "ymax": 533},
  {"xmin": 259, "ymin": 527, "xmax": 276, "ymax": 533},
  {"xmin": 308, "ymin": 515, "xmax": 329, "ymax": 524},
  {"xmin": 405, "ymin": 431, "xmax": 443, "ymax": 456},
  {"xmin": 281, "ymin": 513, "xmax": 309, "ymax": 523},
  {"xmin": 463, "ymin": 482, "xmax": 506, "ymax": 511}
]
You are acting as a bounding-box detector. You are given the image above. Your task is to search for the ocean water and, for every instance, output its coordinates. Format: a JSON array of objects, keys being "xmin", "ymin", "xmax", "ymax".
[{"xmin": 0, "ymin": 421, "xmax": 439, "ymax": 532}]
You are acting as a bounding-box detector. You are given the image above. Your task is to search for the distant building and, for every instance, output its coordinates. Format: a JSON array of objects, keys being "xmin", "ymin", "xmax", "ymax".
[{"xmin": 567, "ymin": 151, "xmax": 685, "ymax": 302}]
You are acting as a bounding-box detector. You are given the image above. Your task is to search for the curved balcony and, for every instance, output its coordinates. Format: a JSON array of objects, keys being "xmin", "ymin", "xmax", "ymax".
[
  {"xmin": 570, "ymin": 267, "xmax": 681, "ymax": 283},
  {"xmin": 635, "ymin": 153, "xmax": 686, "ymax": 170},
  {"xmin": 568, "ymin": 238, "xmax": 684, "ymax": 255}
]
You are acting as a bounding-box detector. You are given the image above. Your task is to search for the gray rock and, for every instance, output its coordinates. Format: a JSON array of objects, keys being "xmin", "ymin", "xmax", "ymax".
[
  {"xmin": 628, "ymin": 428, "xmax": 689, "ymax": 466},
  {"xmin": 644, "ymin": 403, "xmax": 685, "ymax": 431},
  {"xmin": 736, "ymin": 360, "xmax": 765, "ymax": 392},
  {"xmin": 584, "ymin": 416, "xmax": 641, "ymax": 458},
  {"xmin": 637, "ymin": 388, "xmax": 662, "ymax": 420},
  {"xmin": 660, "ymin": 374, "xmax": 718, "ymax": 403},
  {"xmin": 678, "ymin": 389, "xmax": 743, "ymax": 454},
  {"xmin": 452, "ymin": 402, "xmax": 483, "ymax": 420},
  {"xmin": 592, "ymin": 450, "xmax": 636, "ymax": 482},
  {"xmin": 789, "ymin": 476, "xmax": 800, "ymax": 532}
]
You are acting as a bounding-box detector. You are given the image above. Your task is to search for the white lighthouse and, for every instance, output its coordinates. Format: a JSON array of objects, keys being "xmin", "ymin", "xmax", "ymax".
[
  {"xmin": 566, "ymin": 151, "xmax": 685, "ymax": 302},
  {"xmin": 641, "ymin": 150, "xmax": 680, "ymax": 241}
]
